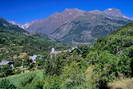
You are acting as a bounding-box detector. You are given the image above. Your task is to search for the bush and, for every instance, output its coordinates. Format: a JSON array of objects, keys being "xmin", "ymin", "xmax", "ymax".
[
  {"xmin": 21, "ymin": 74, "xmax": 35, "ymax": 87},
  {"xmin": 43, "ymin": 76, "xmax": 61, "ymax": 89},
  {"xmin": 60, "ymin": 62, "xmax": 95, "ymax": 89},
  {"xmin": 35, "ymin": 80, "xmax": 44, "ymax": 89},
  {"xmin": 0, "ymin": 79, "xmax": 16, "ymax": 89}
]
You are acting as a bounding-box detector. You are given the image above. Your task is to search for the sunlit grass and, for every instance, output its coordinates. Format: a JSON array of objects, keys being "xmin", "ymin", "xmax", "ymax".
[{"xmin": 108, "ymin": 78, "xmax": 133, "ymax": 89}]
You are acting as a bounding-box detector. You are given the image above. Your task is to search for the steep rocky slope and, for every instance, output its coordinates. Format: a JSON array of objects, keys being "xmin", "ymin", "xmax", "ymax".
[{"xmin": 24, "ymin": 8, "xmax": 132, "ymax": 43}]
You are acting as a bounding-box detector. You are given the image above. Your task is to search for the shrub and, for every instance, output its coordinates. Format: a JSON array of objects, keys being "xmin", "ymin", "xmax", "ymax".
[{"xmin": 0, "ymin": 79, "xmax": 16, "ymax": 89}]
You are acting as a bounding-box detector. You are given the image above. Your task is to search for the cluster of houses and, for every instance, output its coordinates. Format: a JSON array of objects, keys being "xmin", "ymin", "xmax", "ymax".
[
  {"xmin": 0, "ymin": 47, "xmax": 83, "ymax": 72},
  {"xmin": 0, "ymin": 55, "xmax": 39, "ymax": 72}
]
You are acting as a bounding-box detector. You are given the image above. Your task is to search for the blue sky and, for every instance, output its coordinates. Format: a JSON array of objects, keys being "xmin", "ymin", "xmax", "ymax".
[{"xmin": 0, "ymin": 0, "xmax": 133, "ymax": 24}]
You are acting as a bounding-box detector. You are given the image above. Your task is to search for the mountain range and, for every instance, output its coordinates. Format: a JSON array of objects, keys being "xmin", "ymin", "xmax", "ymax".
[{"xmin": 10, "ymin": 8, "xmax": 133, "ymax": 44}]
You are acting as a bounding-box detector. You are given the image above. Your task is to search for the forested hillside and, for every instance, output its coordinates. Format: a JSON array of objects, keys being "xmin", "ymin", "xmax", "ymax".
[
  {"xmin": 0, "ymin": 18, "xmax": 27, "ymax": 33},
  {"xmin": 84, "ymin": 22, "xmax": 133, "ymax": 88}
]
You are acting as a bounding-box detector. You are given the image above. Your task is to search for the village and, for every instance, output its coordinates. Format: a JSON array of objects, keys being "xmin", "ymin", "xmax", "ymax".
[{"xmin": 0, "ymin": 46, "xmax": 83, "ymax": 77}]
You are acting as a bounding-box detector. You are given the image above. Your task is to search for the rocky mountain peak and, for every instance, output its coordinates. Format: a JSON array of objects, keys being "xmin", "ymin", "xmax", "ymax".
[
  {"xmin": 88, "ymin": 10, "xmax": 103, "ymax": 14},
  {"xmin": 64, "ymin": 8, "xmax": 83, "ymax": 12},
  {"xmin": 104, "ymin": 8, "xmax": 123, "ymax": 17},
  {"xmin": 63, "ymin": 8, "xmax": 85, "ymax": 16}
]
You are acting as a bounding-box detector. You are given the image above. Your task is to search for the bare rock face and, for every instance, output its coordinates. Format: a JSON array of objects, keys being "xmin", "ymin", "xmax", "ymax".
[
  {"xmin": 50, "ymin": 13, "xmax": 132, "ymax": 43},
  {"xmin": 24, "ymin": 8, "xmax": 132, "ymax": 43},
  {"xmin": 26, "ymin": 8, "xmax": 85, "ymax": 34},
  {"xmin": 88, "ymin": 10, "xmax": 104, "ymax": 14}
]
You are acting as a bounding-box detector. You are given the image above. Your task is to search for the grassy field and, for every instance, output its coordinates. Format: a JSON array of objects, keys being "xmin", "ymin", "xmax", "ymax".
[{"xmin": 0, "ymin": 70, "xmax": 44, "ymax": 89}]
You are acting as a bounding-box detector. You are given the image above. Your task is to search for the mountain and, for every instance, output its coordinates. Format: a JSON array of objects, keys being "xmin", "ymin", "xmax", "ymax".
[
  {"xmin": 0, "ymin": 18, "xmax": 27, "ymax": 33},
  {"xmin": 104, "ymin": 8, "xmax": 123, "ymax": 17},
  {"xmin": 9, "ymin": 21, "xmax": 32, "ymax": 30},
  {"xmin": 50, "ymin": 9, "xmax": 132, "ymax": 43},
  {"xmin": 25, "ymin": 8, "xmax": 84, "ymax": 34},
  {"xmin": 22, "ymin": 8, "xmax": 132, "ymax": 43},
  {"xmin": 0, "ymin": 18, "xmax": 65, "ymax": 61}
]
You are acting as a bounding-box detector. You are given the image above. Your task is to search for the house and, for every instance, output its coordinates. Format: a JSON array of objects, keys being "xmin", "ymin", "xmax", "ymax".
[
  {"xmin": 30, "ymin": 55, "xmax": 38, "ymax": 63},
  {"xmin": 0, "ymin": 60, "xmax": 14, "ymax": 72},
  {"xmin": 0, "ymin": 61, "xmax": 14, "ymax": 67},
  {"xmin": 0, "ymin": 60, "xmax": 9, "ymax": 65}
]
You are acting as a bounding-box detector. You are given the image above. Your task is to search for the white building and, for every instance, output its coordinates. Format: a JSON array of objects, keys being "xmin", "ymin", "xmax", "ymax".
[{"xmin": 50, "ymin": 48, "xmax": 62, "ymax": 55}]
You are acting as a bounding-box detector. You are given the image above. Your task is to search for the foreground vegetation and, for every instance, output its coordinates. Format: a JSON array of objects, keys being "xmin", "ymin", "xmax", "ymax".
[{"xmin": 0, "ymin": 70, "xmax": 43, "ymax": 89}]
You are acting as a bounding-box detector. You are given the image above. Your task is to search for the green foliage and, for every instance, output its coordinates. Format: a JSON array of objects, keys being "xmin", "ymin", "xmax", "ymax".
[
  {"xmin": 21, "ymin": 74, "xmax": 35, "ymax": 87},
  {"xmin": 0, "ymin": 79, "xmax": 16, "ymax": 89},
  {"xmin": 43, "ymin": 76, "xmax": 61, "ymax": 89},
  {"xmin": 0, "ymin": 70, "xmax": 44, "ymax": 89},
  {"xmin": 35, "ymin": 80, "xmax": 44, "ymax": 89},
  {"xmin": 0, "ymin": 31, "xmax": 54, "ymax": 60},
  {"xmin": 60, "ymin": 62, "xmax": 86, "ymax": 89},
  {"xmin": 85, "ymin": 22, "xmax": 133, "ymax": 88},
  {"xmin": 86, "ymin": 51, "xmax": 119, "ymax": 87},
  {"xmin": 44, "ymin": 52, "xmax": 84, "ymax": 76},
  {"xmin": 44, "ymin": 53, "xmax": 67, "ymax": 76}
]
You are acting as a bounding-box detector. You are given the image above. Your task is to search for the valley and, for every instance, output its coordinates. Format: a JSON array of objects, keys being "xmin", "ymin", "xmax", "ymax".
[{"xmin": 0, "ymin": 7, "xmax": 133, "ymax": 89}]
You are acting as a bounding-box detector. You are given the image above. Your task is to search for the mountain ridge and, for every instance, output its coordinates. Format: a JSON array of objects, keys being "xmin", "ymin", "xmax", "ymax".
[
  {"xmin": 8, "ymin": 8, "xmax": 133, "ymax": 44},
  {"xmin": 49, "ymin": 8, "xmax": 132, "ymax": 43},
  {"xmin": 16, "ymin": 8, "xmax": 132, "ymax": 30}
]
